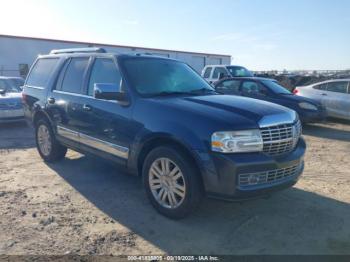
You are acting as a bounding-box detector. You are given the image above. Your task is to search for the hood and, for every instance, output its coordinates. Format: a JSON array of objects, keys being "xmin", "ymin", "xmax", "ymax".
[
  {"xmin": 151, "ymin": 94, "xmax": 297, "ymax": 129},
  {"xmin": 185, "ymin": 95, "xmax": 294, "ymax": 121}
]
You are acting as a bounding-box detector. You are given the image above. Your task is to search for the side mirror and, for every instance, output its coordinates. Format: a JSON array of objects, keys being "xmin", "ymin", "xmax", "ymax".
[
  {"xmin": 0, "ymin": 88, "xmax": 6, "ymax": 95},
  {"xmin": 94, "ymin": 83, "xmax": 127, "ymax": 102}
]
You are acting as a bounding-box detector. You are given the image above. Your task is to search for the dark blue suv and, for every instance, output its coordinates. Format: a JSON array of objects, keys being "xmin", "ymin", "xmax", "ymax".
[
  {"xmin": 23, "ymin": 48, "xmax": 305, "ymax": 219},
  {"xmin": 214, "ymin": 77, "xmax": 326, "ymax": 123}
]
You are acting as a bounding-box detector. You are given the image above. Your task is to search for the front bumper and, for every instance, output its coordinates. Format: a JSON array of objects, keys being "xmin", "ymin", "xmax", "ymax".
[
  {"xmin": 195, "ymin": 137, "xmax": 306, "ymax": 200},
  {"xmin": 0, "ymin": 109, "xmax": 25, "ymax": 123}
]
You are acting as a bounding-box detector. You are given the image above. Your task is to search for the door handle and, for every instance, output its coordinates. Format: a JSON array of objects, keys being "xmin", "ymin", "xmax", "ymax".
[
  {"xmin": 321, "ymin": 93, "xmax": 327, "ymax": 96},
  {"xmin": 47, "ymin": 97, "xmax": 55, "ymax": 104},
  {"xmin": 82, "ymin": 104, "xmax": 92, "ymax": 111}
]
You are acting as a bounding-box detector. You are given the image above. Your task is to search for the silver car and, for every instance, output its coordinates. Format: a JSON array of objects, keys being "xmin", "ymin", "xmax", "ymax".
[
  {"xmin": 0, "ymin": 77, "xmax": 25, "ymax": 123},
  {"xmin": 294, "ymin": 79, "xmax": 350, "ymax": 120}
]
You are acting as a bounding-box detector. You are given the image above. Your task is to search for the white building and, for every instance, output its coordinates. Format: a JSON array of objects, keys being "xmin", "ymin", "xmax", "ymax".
[{"xmin": 0, "ymin": 34, "xmax": 231, "ymax": 77}]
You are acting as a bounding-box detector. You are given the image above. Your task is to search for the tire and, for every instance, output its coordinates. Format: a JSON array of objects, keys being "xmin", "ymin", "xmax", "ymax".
[
  {"xmin": 35, "ymin": 119, "xmax": 67, "ymax": 162},
  {"xmin": 142, "ymin": 146, "xmax": 203, "ymax": 219}
]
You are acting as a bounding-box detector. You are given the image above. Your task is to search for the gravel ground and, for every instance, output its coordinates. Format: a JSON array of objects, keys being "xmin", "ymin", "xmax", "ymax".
[{"xmin": 0, "ymin": 120, "xmax": 349, "ymax": 255}]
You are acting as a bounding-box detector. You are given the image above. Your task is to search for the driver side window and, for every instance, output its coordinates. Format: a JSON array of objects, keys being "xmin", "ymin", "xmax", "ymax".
[
  {"xmin": 88, "ymin": 58, "xmax": 121, "ymax": 96},
  {"xmin": 241, "ymin": 81, "xmax": 267, "ymax": 95},
  {"xmin": 216, "ymin": 80, "xmax": 241, "ymax": 93}
]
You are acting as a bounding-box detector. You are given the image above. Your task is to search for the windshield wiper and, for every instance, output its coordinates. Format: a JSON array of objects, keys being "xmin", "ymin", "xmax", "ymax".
[
  {"xmin": 151, "ymin": 88, "xmax": 216, "ymax": 97},
  {"xmin": 188, "ymin": 88, "xmax": 217, "ymax": 94},
  {"xmin": 151, "ymin": 91, "xmax": 193, "ymax": 97}
]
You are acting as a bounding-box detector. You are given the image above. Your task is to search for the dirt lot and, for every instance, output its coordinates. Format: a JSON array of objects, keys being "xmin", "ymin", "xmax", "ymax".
[{"xmin": 0, "ymin": 120, "xmax": 349, "ymax": 255}]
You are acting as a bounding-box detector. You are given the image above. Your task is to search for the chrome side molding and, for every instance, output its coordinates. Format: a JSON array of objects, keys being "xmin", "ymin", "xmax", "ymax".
[
  {"xmin": 57, "ymin": 125, "xmax": 129, "ymax": 159},
  {"xmin": 79, "ymin": 132, "xmax": 129, "ymax": 159},
  {"xmin": 57, "ymin": 126, "xmax": 79, "ymax": 143}
]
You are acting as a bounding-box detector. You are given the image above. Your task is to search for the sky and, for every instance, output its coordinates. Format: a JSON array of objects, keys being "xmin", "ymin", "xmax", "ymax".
[{"xmin": 0, "ymin": 0, "xmax": 349, "ymax": 70}]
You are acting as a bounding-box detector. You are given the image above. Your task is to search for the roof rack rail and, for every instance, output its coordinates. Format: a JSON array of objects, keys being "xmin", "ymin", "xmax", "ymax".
[
  {"xmin": 134, "ymin": 52, "xmax": 156, "ymax": 56},
  {"xmin": 50, "ymin": 47, "xmax": 107, "ymax": 54}
]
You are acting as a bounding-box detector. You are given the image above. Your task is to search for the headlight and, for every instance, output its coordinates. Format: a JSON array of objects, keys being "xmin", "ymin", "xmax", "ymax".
[
  {"xmin": 299, "ymin": 102, "xmax": 317, "ymax": 111},
  {"xmin": 211, "ymin": 130, "xmax": 263, "ymax": 153}
]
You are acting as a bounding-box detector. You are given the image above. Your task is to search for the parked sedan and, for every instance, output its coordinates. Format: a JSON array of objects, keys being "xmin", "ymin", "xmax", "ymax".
[
  {"xmin": 0, "ymin": 77, "xmax": 25, "ymax": 123},
  {"xmin": 214, "ymin": 77, "xmax": 326, "ymax": 123},
  {"xmin": 294, "ymin": 79, "xmax": 350, "ymax": 120},
  {"xmin": 7, "ymin": 77, "xmax": 25, "ymax": 90}
]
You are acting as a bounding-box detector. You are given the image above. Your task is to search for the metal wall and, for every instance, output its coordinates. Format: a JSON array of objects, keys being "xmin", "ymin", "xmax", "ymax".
[{"xmin": 0, "ymin": 35, "xmax": 231, "ymax": 77}]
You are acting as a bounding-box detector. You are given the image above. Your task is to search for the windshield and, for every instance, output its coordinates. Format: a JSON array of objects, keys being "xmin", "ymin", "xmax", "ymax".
[
  {"xmin": 123, "ymin": 58, "xmax": 215, "ymax": 96},
  {"xmin": 261, "ymin": 80, "xmax": 291, "ymax": 95},
  {"xmin": 0, "ymin": 79, "xmax": 21, "ymax": 93},
  {"xmin": 227, "ymin": 66, "xmax": 253, "ymax": 77}
]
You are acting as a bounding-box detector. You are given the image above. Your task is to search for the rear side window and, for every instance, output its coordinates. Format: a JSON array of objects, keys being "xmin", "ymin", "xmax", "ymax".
[
  {"xmin": 60, "ymin": 57, "xmax": 89, "ymax": 94},
  {"xmin": 88, "ymin": 58, "xmax": 121, "ymax": 96},
  {"xmin": 26, "ymin": 58, "xmax": 59, "ymax": 88},
  {"xmin": 326, "ymin": 81, "xmax": 348, "ymax": 94},
  {"xmin": 313, "ymin": 83, "xmax": 327, "ymax": 90},
  {"xmin": 203, "ymin": 67, "xmax": 212, "ymax": 78}
]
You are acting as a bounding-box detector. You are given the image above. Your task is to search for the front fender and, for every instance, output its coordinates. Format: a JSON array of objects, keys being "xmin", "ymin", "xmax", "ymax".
[{"xmin": 128, "ymin": 121, "xmax": 208, "ymax": 173}]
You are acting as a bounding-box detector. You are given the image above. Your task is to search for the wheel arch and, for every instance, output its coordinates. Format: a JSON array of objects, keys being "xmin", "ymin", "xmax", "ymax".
[
  {"xmin": 136, "ymin": 136, "xmax": 204, "ymax": 189},
  {"xmin": 33, "ymin": 110, "xmax": 52, "ymax": 127}
]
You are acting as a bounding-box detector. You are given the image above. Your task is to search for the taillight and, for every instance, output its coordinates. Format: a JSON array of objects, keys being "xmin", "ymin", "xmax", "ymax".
[{"xmin": 293, "ymin": 88, "xmax": 299, "ymax": 95}]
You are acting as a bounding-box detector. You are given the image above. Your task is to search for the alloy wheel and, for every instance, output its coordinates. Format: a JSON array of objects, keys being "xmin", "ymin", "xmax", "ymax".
[
  {"xmin": 149, "ymin": 157, "xmax": 186, "ymax": 209},
  {"xmin": 37, "ymin": 124, "xmax": 52, "ymax": 156}
]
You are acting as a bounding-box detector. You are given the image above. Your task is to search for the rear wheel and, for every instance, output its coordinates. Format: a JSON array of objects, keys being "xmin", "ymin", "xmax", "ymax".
[
  {"xmin": 142, "ymin": 146, "xmax": 203, "ymax": 219},
  {"xmin": 35, "ymin": 119, "xmax": 67, "ymax": 162}
]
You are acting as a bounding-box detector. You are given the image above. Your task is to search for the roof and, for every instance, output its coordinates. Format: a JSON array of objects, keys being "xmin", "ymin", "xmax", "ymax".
[
  {"xmin": 320, "ymin": 78, "xmax": 350, "ymax": 82},
  {"xmin": 4, "ymin": 77, "xmax": 24, "ymax": 80},
  {"xmin": 204, "ymin": 64, "xmax": 247, "ymax": 67},
  {"xmin": 304, "ymin": 78, "xmax": 350, "ymax": 86},
  {"xmin": 0, "ymin": 76, "xmax": 13, "ymax": 79},
  {"xmin": 39, "ymin": 51, "xmax": 181, "ymax": 63},
  {"xmin": 222, "ymin": 76, "xmax": 276, "ymax": 81},
  {"xmin": 0, "ymin": 34, "xmax": 231, "ymax": 58}
]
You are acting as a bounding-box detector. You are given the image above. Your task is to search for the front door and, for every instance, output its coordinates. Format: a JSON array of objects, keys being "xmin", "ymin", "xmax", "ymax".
[
  {"xmin": 240, "ymin": 80, "xmax": 270, "ymax": 101},
  {"xmin": 323, "ymin": 81, "xmax": 350, "ymax": 119},
  {"xmin": 77, "ymin": 57, "xmax": 133, "ymax": 162}
]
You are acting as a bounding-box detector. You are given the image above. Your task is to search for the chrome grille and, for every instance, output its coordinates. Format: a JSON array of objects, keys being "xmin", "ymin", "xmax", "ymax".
[
  {"xmin": 260, "ymin": 121, "xmax": 301, "ymax": 156},
  {"xmin": 239, "ymin": 163, "xmax": 302, "ymax": 187}
]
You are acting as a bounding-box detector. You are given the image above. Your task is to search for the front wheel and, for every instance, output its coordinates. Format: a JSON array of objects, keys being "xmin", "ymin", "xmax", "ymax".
[
  {"xmin": 35, "ymin": 119, "xmax": 67, "ymax": 162},
  {"xmin": 142, "ymin": 146, "xmax": 203, "ymax": 219}
]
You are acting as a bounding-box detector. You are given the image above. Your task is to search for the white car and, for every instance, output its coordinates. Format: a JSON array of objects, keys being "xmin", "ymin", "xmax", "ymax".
[
  {"xmin": 294, "ymin": 79, "xmax": 350, "ymax": 120},
  {"xmin": 201, "ymin": 65, "xmax": 253, "ymax": 83},
  {"xmin": 0, "ymin": 77, "xmax": 25, "ymax": 123}
]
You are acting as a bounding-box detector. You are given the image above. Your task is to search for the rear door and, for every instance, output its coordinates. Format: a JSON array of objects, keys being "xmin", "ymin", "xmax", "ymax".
[
  {"xmin": 323, "ymin": 81, "xmax": 350, "ymax": 119},
  {"xmin": 47, "ymin": 56, "xmax": 91, "ymax": 145}
]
